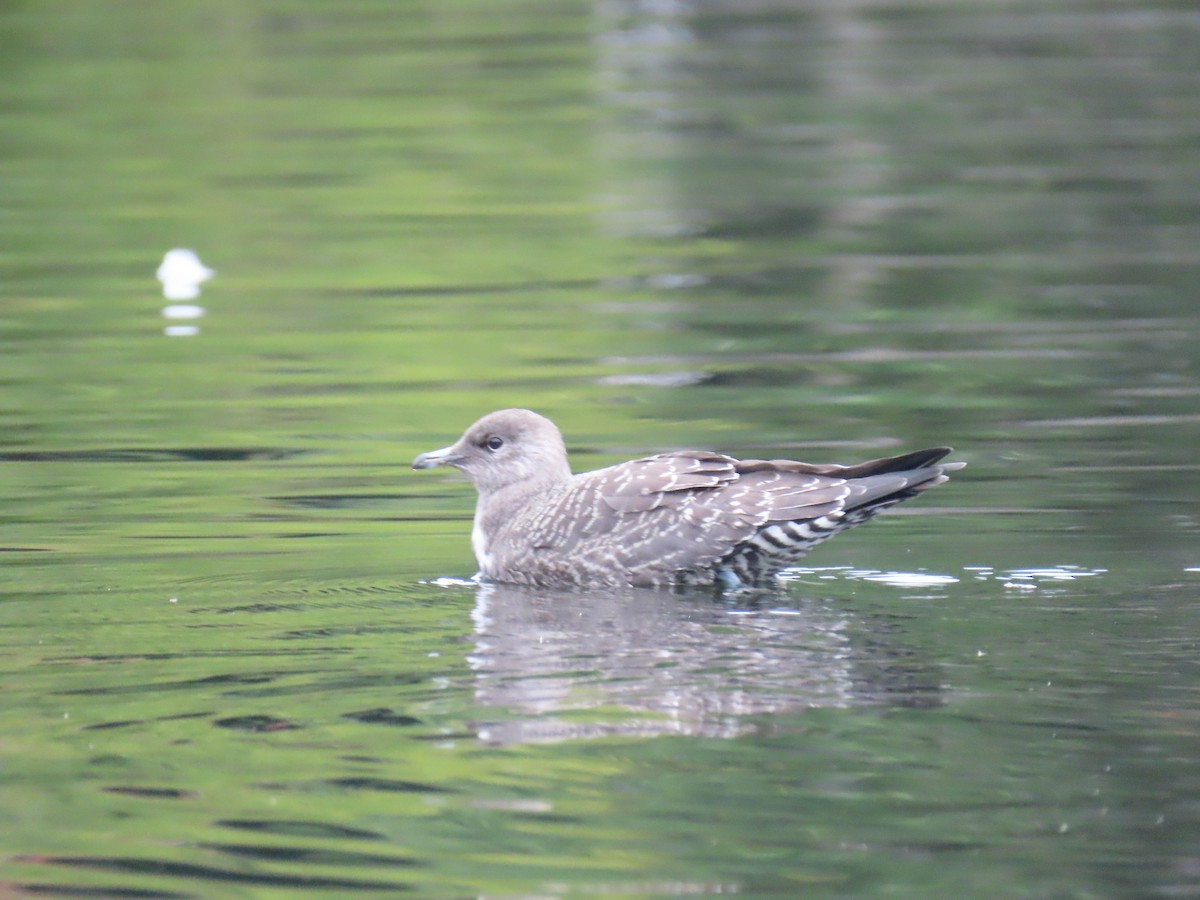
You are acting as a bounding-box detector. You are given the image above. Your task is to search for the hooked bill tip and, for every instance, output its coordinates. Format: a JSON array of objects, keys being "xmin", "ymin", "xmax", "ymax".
[{"xmin": 412, "ymin": 446, "xmax": 457, "ymax": 470}]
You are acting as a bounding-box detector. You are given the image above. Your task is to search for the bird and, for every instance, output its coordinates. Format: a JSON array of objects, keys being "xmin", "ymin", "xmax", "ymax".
[{"xmin": 412, "ymin": 409, "xmax": 964, "ymax": 590}]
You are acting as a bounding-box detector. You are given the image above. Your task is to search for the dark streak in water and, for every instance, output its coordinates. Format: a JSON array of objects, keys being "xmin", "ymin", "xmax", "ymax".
[
  {"xmin": 223, "ymin": 672, "xmax": 427, "ymax": 697},
  {"xmin": 14, "ymin": 882, "xmax": 187, "ymax": 898},
  {"xmin": 57, "ymin": 673, "xmax": 282, "ymax": 696},
  {"xmin": 216, "ymin": 819, "xmax": 387, "ymax": 841},
  {"xmin": 16, "ymin": 856, "xmax": 412, "ymax": 890},
  {"xmin": 198, "ymin": 842, "xmax": 423, "ymax": 867},
  {"xmin": 324, "ymin": 777, "xmax": 455, "ymax": 794},
  {"xmin": 102, "ymin": 786, "xmax": 197, "ymax": 799},
  {"xmin": 0, "ymin": 448, "xmax": 311, "ymax": 463},
  {"xmin": 342, "ymin": 707, "xmax": 423, "ymax": 726},
  {"xmin": 82, "ymin": 710, "xmax": 217, "ymax": 730},
  {"xmin": 213, "ymin": 715, "xmax": 302, "ymax": 732},
  {"xmin": 82, "ymin": 720, "xmax": 144, "ymax": 731}
]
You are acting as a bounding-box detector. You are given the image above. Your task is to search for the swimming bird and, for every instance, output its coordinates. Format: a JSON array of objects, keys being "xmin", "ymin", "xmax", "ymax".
[{"xmin": 413, "ymin": 409, "xmax": 964, "ymax": 589}]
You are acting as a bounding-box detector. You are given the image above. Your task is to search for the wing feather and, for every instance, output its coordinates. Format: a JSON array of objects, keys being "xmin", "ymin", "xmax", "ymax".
[{"xmin": 502, "ymin": 448, "xmax": 959, "ymax": 585}]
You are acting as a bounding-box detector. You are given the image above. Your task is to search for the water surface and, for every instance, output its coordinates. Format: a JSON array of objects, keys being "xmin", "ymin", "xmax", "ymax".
[{"xmin": 3, "ymin": 1, "xmax": 1199, "ymax": 897}]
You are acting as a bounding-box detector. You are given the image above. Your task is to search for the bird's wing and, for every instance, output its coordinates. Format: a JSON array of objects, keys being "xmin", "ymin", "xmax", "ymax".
[
  {"xmin": 512, "ymin": 449, "xmax": 959, "ymax": 583},
  {"xmin": 740, "ymin": 448, "xmax": 959, "ymax": 514},
  {"xmin": 594, "ymin": 451, "xmax": 741, "ymax": 513},
  {"xmin": 526, "ymin": 453, "xmax": 852, "ymax": 577}
]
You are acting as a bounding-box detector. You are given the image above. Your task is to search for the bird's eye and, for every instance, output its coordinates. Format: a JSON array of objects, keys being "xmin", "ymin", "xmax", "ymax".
[{"xmin": 485, "ymin": 436, "xmax": 504, "ymax": 451}]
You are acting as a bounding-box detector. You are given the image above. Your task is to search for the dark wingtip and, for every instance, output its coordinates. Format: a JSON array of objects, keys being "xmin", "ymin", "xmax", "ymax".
[{"xmin": 846, "ymin": 447, "xmax": 956, "ymax": 476}]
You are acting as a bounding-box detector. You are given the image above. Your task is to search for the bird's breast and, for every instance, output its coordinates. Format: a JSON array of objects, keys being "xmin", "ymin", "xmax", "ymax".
[{"xmin": 471, "ymin": 519, "xmax": 495, "ymax": 572}]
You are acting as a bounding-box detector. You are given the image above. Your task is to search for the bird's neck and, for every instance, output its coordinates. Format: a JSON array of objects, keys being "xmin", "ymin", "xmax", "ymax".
[{"xmin": 476, "ymin": 471, "xmax": 565, "ymax": 527}]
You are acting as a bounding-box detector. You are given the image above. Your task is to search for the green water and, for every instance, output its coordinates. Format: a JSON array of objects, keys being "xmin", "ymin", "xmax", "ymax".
[{"xmin": 3, "ymin": 1, "xmax": 1199, "ymax": 897}]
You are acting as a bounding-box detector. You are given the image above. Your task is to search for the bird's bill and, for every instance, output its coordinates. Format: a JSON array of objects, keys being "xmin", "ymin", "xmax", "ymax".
[{"xmin": 412, "ymin": 444, "xmax": 461, "ymax": 470}]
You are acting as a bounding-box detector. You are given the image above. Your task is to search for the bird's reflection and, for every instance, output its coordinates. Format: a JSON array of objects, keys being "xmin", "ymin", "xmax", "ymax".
[{"xmin": 467, "ymin": 582, "xmax": 941, "ymax": 744}]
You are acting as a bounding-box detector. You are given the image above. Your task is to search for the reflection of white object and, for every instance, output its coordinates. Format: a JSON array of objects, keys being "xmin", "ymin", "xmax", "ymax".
[
  {"xmin": 162, "ymin": 304, "xmax": 206, "ymax": 319},
  {"xmin": 164, "ymin": 325, "xmax": 200, "ymax": 337},
  {"xmin": 156, "ymin": 248, "xmax": 214, "ymax": 300}
]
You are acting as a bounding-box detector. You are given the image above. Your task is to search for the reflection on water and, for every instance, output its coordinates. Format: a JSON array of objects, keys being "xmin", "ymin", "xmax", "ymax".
[
  {"xmin": 464, "ymin": 561, "xmax": 1116, "ymax": 744},
  {"xmin": 792, "ymin": 564, "xmax": 1110, "ymax": 589},
  {"xmin": 467, "ymin": 581, "xmax": 941, "ymax": 743}
]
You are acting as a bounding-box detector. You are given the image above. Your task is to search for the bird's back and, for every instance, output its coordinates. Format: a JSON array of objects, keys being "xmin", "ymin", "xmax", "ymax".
[{"xmin": 482, "ymin": 448, "xmax": 962, "ymax": 588}]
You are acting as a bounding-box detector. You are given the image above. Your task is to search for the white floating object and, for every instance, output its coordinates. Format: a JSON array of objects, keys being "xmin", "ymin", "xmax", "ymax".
[
  {"xmin": 156, "ymin": 248, "xmax": 214, "ymax": 300},
  {"xmin": 162, "ymin": 304, "xmax": 206, "ymax": 319}
]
